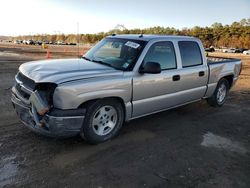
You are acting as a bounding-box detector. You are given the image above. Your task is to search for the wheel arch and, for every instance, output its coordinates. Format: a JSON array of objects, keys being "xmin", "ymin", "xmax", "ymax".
[
  {"xmin": 221, "ymin": 74, "xmax": 234, "ymax": 89},
  {"xmin": 78, "ymin": 96, "xmax": 127, "ymax": 120}
]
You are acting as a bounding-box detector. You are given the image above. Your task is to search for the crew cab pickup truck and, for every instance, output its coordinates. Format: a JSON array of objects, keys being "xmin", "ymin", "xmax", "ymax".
[{"xmin": 11, "ymin": 35, "xmax": 242, "ymax": 144}]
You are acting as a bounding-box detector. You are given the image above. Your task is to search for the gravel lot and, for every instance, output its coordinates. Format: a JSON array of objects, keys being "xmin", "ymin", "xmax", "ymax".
[{"xmin": 0, "ymin": 44, "xmax": 250, "ymax": 188}]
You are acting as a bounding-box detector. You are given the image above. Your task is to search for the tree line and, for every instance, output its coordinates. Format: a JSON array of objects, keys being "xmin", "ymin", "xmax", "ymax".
[{"xmin": 14, "ymin": 18, "xmax": 250, "ymax": 48}]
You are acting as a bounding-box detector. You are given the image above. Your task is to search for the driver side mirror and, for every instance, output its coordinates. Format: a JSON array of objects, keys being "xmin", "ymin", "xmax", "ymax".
[{"xmin": 139, "ymin": 62, "xmax": 161, "ymax": 74}]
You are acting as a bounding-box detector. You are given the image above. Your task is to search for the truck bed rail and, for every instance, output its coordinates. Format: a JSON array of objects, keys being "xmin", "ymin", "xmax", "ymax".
[{"xmin": 207, "ymin": 57, "xmax": 240, "ymax": 64}]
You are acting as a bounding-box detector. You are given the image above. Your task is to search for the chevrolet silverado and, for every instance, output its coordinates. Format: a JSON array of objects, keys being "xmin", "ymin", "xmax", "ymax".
[{"xmin": 11, "ymin": 35, "xmax": 242, "ymax": 144}]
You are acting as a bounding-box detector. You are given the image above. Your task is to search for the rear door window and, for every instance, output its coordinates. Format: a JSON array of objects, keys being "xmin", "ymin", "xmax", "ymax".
[{"xmin": 178, "ymin": 41, "xmax": 203, "ymax": 67}]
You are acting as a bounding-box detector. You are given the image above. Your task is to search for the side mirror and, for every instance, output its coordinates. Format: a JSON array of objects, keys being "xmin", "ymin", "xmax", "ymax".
[{"xmin": 139, "ymin": 62, "xmax": 161, "ymax": 74}]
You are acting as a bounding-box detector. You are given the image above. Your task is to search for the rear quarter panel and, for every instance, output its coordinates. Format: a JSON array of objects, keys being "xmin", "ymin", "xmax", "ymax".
[{"xmin": 205, "ymin": 60, "xmax": 241, "ymax": 97}]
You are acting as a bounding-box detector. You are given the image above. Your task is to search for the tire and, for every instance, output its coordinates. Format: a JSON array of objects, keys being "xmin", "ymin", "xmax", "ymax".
[
  {"xmin": 80, "ymin": 99, "xmax": 124, "ymax": 144},
  {"xmin": 207, "ymin": 78, "xmax": 229, "ymax": 107}
]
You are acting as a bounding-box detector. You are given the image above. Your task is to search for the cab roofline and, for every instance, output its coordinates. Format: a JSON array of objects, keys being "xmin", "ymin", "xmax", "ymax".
[{"xmin": 106, "ymin": 34, "xmax": 195, "ymax": 41}]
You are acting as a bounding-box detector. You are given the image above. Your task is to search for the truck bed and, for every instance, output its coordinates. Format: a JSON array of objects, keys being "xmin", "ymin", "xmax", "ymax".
[
  {"xmin": 204, "ymin": 56, "xmax": 242, "ymax": 98},
  {"xmin": 207, "ymin": 57, "xmax": 240, "ymax": 64}
]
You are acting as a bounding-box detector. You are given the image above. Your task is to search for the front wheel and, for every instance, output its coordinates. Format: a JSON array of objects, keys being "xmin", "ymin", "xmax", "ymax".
[
  {"xmin": 207, "ymin": 78, "xmax": 229, "ymax": 107},
  {"xmin": 80, "ymin": 99, "xmax": 124, "ymax": 144}
]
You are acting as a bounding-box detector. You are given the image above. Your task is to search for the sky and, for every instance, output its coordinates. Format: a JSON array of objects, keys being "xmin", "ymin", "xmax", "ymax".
[{"xmin": 1, "ymin": 0, "xmax": 249, "ymax": 36}]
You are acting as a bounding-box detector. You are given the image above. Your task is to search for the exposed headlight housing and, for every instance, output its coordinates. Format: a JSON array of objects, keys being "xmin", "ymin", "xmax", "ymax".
[{"xmin": 30, "ymin": 83, "xmax": 57, "ymax": 115}]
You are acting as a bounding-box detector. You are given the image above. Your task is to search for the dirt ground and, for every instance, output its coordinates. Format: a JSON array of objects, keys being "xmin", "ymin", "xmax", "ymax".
[{"xmin": 0, "ymin": 44, "xmax": 250, "ymax": 188}]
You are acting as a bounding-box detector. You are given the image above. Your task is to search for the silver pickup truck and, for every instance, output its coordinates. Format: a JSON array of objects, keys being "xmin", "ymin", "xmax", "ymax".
[{"xmin": 11, "ymin": 35, "xmax": 242, "ymax": 144}]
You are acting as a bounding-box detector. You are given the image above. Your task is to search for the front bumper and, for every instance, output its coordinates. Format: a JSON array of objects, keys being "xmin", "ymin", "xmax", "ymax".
[{"xmin": 11, "ymin": 92, "xmax": 86, "ymax": 137}]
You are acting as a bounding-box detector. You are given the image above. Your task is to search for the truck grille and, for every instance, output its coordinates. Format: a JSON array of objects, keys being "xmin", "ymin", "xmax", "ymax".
[
  {"xmin": 16, "ymin": 72, "xmax": 36, "ymax": 90},
  {"xmin": 15, "ymin": 83, "xmax": 30, "ymax": 100},
  {"xmin": 15, "ymin": 72, "xmax": 36, "ymax": 100}
]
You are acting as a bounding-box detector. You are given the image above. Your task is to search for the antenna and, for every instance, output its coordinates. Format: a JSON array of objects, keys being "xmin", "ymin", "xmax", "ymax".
[{"xmin": 139, "ymin": 29, "xmax": 144, "ymax": 38}]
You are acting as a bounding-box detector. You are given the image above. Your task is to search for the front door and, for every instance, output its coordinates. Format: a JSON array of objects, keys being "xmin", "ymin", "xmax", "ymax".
[{"xmin": 132, "ymin": 41, "xmax": 182, "ymax": 117}]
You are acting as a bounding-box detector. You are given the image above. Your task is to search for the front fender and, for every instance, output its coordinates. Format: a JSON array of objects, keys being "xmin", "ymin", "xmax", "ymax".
[{"xmin": 53, "ymin": 77, "xmax": 132, "ymax": 110}]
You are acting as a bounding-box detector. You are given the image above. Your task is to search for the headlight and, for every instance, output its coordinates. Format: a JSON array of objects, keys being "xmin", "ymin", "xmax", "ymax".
[
  {"xmin": 30, "ymin": 83, "xmax": 57, "ymax": 115},
  {"xmin": 30, "ymin": 90, "xmax": 50, "ymax": 115},
  {"xmin": 35, "ymin": 83, "xmax": 57, "ymax": 106}
]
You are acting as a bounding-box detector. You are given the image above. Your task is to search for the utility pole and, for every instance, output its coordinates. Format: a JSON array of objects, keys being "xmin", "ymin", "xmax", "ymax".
[{"xmin": 77, "ymin": 22, "xmax": 80, "ymax": 58}]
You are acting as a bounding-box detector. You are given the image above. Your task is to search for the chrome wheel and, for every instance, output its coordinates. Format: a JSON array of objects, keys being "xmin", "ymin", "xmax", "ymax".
[
  {"xmin": 217, "ymin": 83, "xmax": 227, "ymax": 103},
  {"xmin": 92, "ymin": 105, "xmax": 118, "ymax": 136}
]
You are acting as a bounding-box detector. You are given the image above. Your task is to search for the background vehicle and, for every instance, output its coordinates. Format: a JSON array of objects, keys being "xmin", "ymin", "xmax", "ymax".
[
  {"xmin": 243, "ymin": 50, "xmax": 250, "ymax": 55},
  {"xmin": 56, "ymin": 41, "xmax": 63, "ymax": 45},
  {"xmin": 222, "ymin": 48, "xmax": 236, "ymax": 53},
  {"xmin": 34, "ymin": 41, "xmax": 42, "ymax": 45},
  {"xmin": 235, "ymin": 48, "xmax": 247, "ymax": 53},
  {"xmin": 205, "ymin": 47, "xmax": 215, "ymax": 52},
  {"xmin": 42, "ymin": 41, "xmax": 49, "ymax": 44},
  {"xmin": 11, "ymin": 35, "xmax": 242, "ymax": 144},
  {"xmin": 26, "ymin": 40, "xmax": 35, "ymax": 45},
  {"xmin": 14, "ymin": 40, "xmax": 21, "ymax": 44}
]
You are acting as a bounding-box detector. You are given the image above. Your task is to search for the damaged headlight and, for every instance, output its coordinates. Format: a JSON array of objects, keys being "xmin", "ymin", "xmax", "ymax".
[
  {"xmin": 30, "ymin": 91, "xmax": 49, "ymax": 116},
  {"xmin": 29, "ymin": 83, "xmax": 57, "ymax": 116}
]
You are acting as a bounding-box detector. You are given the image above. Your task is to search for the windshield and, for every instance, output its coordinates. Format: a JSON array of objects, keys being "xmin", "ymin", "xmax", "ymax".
[{"xmin": 83, "ymin": 38, "xmax": 147, "ymax": 71}]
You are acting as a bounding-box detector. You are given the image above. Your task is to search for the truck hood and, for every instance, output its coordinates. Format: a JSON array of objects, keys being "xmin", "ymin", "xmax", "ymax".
[{"xmin": 19, "ymin": 58, "xmax": 123, "ymax": 84}]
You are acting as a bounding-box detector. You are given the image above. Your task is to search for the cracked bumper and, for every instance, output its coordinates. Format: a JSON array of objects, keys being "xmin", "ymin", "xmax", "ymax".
[{"xmin": 11, "ymin": 93, "xmax": 86, "ymax": 137}]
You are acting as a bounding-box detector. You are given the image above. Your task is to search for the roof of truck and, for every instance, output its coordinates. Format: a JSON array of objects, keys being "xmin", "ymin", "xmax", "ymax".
[{"xmin": 107, "ymin": 34, "xmax": 195, "ymax": 41}]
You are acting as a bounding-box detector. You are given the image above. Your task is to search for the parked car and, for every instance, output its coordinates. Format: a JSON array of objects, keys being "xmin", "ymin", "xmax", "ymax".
[
  {"xmin": 222, "ymin": 48, "xmax": 236, "ymax": 53},
  {"xmin": 42, "ymin": 41, "xmax": 49, "ymax": 44},
  {"xmin": 11, "ymin": 35, "xmax": 242, "ymax": 144},
  {"xmin": 56, "ymin": 41, "xmax": 63, "ymax": 45},
  {"xmin": 243, "ymin": 50, "xmax": 250, "ymax": 55},
  {"xmin": 26, "ymin": 40, "xmax": 35, "ymax": 45},
  {"xmin": 205, "ymin": 47, "xmax": 215, "ymax": 52},
  {"xmin": 235, "ymin": 48, "xmax": 247, "ymax": 53},
  {"xmin": 14, "ymin": 40, "xmax": 21, "ymax": 44},
  {"xmin": 34, "ymin": 41, "xmax": 42, "ymax": 45}
]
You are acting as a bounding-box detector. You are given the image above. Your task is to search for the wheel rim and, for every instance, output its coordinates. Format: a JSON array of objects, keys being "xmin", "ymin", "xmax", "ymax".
[
  {"xmin": 217, "ymin": 83, "xmax": 227, "ymax": 103},
  {"xmin": 92, "ymin": 105, "xmax": 118, "ymax": 136}
]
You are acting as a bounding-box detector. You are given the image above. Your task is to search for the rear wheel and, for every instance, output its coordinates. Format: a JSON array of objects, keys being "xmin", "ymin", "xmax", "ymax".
[
  {"xmin": 80, "ymin": 99, "xmax": 124, "ymax": 144},
  {"xmin": 207, "ymin": 78, "xmax": 229, "ymax": 107}
]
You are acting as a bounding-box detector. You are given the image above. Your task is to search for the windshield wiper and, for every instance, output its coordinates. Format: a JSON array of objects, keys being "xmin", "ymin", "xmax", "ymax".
[
  {"xmin": 82, "ymin": 56, "xmax": 92, "ymax": 61},
  {"xmin": 83, "ymin": 57, "xmax": 123, "ymax": 71},
  {"xmin": 92, "ymin": 59, "xmax": 120, "ymax": 70},
  {"xmin": 82, "ymin": 56, "xmax": 113, "ymax": 68}
]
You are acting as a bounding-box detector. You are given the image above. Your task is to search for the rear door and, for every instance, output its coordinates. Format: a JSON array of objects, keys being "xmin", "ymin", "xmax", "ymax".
[{"xmin": 175, "ymin": 40, "xmax": 208, "ymax": 103}]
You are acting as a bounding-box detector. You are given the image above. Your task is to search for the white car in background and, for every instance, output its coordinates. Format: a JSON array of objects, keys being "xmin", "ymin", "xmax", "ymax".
[
  {"xmin": 222, "ymin": 48, "xmax": 236, "ymax": 53},
  {"xmin": 243, "ymin": 50, "xmax": 250, "ymax": 55},
  {"xmin": 14, "ymin": 40, "xmax": 21, "ymax": 44}
]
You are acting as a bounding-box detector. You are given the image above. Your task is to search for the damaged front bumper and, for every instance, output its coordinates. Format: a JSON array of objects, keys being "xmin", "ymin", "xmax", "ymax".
[{"xmin": 11, "ymin": 89, "xmax": 86, "ymax": 137}]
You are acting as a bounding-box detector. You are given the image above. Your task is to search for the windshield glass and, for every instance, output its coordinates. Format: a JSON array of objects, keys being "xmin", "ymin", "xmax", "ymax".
[{"xmin": 83, "ymin": 38, "xmax": 147, "ymax": 71}]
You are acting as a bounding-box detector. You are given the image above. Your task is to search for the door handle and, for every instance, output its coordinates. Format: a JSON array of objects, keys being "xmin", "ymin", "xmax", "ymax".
[
  {"xmin": 172, "ymin": 75, "xmax": 180, "ymax": 81},
  {"xmin": 199, "ymin": 71, "xmax": 205, "ymax": 77}
]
